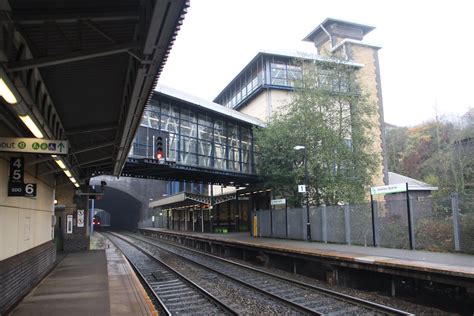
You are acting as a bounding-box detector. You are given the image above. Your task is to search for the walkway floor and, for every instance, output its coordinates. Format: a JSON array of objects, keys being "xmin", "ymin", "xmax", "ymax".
[
  {"xmin": 141, "ymin": 228, "xmax": 474, "ymax": 279},
  {"xmin": 11, "ymin": 233, "xmax": 156, "ymax": 316}
]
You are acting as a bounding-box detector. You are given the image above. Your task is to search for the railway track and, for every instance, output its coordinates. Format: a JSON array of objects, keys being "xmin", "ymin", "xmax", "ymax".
[
  {"xmin": 118, "ymin": 231, "xmax": 414, "ymax": 315},
  {"xmin": 105, "ymin": 233, "xmax": 237, "ymax": 315}
]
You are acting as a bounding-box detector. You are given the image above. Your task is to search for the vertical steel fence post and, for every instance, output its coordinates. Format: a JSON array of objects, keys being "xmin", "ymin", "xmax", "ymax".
[
  {"xmin": 451, "ymin": 192, "xmax": 461, "ymax": 251},
  {"xmin": 344, "ymin": 204, "xmax": 351, "ymax": 245}
]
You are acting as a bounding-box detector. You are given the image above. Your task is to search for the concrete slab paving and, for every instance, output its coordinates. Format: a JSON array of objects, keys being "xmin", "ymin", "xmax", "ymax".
[
  {"xmin": 11, "ymin": 251, "xmax": 110, "ymax": 316},
  {"xmin": 104, "ymin": 237, "xmax": 157, "ymax": 315},
  {"xmin": 141, "ymin": 228, "xmax": 474, "ymax": 279},
  {"xmin": 11, "ymin": 232, "xmax": 156, "ymax": 316}
]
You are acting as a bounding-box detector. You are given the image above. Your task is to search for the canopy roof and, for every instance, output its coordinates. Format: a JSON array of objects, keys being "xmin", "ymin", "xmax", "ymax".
[{"xmin": 1, "ymin": 0, "xmax": 189, "ymax": 184}]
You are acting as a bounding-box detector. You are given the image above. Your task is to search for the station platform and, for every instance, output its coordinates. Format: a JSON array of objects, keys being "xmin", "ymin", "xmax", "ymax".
[
  {"xmin": 10, "ymin": 234, "xmax": 156, "ymax": 316},
  {"xmin": 139, "ymin": 228, "xmax": 474, "ymax": 288}
]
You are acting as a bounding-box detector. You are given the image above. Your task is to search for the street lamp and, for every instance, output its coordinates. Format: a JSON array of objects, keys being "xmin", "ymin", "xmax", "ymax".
[{"xmin": 294, "ymin": 145, "xmax": 311, "ymax": 241}]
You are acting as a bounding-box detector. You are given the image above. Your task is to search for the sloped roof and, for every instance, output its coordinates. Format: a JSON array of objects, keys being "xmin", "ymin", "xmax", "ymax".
[
  {"xmin": 303, "ymin": 17, "xmax": 375, "ymax": 42},
  {"xmin": 155, "ymin": 84, "xmax": 266, "ymax": 127},
  {"xmin": 388, "ymin": 172, "xmax": 438, "ymax": 191}
]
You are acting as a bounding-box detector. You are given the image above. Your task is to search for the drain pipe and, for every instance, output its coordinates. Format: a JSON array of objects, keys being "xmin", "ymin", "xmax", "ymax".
[
  {"xmin": 320, "ymin": 24, "xmax": 333, "ymax": 50},
  {"xmin": 321, "ymin": 24, "xmax": 348, "ymax": 59}
]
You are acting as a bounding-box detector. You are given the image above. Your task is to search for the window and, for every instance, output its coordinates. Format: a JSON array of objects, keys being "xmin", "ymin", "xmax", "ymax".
[
  {"xmin": 287, "ymin": 64, "xmax": 302, "ymax": 86},
  {"xmin": 271, "ymin": 62, "xmax": 287, "ymax": 86}
]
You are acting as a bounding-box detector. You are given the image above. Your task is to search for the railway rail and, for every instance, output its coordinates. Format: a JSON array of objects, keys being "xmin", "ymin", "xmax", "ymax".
[
  {"xmin": 105, "ymin": 233, "xmax": 237, "ymax": 315},
  {"xmin": 113, "ymin": 231, "xmax": 413, "ymax": 315}
]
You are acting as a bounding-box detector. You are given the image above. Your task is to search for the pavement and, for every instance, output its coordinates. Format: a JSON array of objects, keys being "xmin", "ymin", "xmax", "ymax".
[
  {"xmin": 141, "ymin": 228, "xmax": 474, "ymax": 279},
  {"xmin": 10, "ymin": 233, "xmax": 156, "ymax": 316},
  {"xmin": 10, "ymin": 251, "xmax": 111, "ymax": 316}
]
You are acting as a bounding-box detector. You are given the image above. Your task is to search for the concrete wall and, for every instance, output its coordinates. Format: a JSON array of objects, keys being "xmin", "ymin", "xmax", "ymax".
[
  {"xmin": 239, "ymin": 92, "xmax": 269, "ymax": 122},
  {"xmin": 0, "ymin": 153, "xmax": 55, "ymax": 261},
  {"xmin": 349, "ymin": 44, "xmax": 386, "ymax": 186},
  {"xmin": 239, "ymin": 89, "xmax": 293, "ymax": 123}
]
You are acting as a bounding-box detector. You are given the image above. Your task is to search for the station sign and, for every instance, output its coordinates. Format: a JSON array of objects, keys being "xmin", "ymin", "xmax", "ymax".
[
  {"xmin": 271, "ymin": 198, "xmax": 286, "ymax": 205},
  {"xmin": 370, "ymin": 183, "xmax": 407, "ymax": 195},
  {"xmin": 7, "ymin": 157, "xmax": 37, "ymax": 197},
  {"xmin": 77, "ymin": 210, "xmax": 85, "ymax": 227},
  {"xmin": 0, "ymin": 137, "xmax": 69, "ymax": 155},
  {"xmin": 8, "ymin": 182, "xmax": 37, "ymax": 197},
  {"xmin": 298, "ymin": 185, "xmax": 306, "ymax": 193},
  {"xmin": 66, "ymin": 215, "xmax": 73, "ymax": 234}
]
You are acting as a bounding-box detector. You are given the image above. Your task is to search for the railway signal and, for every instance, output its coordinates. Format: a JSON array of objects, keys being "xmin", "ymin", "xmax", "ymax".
[{"xmin": 156, "ymin": 135, "xmax": 164, "ymax": 160}]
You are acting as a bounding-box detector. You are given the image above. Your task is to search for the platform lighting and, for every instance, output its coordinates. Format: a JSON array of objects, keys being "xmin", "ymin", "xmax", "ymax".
[
  {"xmin": 54, "ymin": 158, "xmax": 66, "ymax": 170},
  {"xmin": 64, "ymin": 170, "xmax": 72, "ymax": 178},
  {"xmin": 0, "ymin": 78, "xmax": 17, "ymax": 104},
  {"xmin": 294, "ymin": 145, "xmax": 311, "ymax": 241},
  {"xmin": 69, "ymin": 177, "xmax": 77, "ymax": 184},
  {"xmin": 19, "ymin": 115, "xmax": 44, "ymax": 138},
  {"xmin": 74, "ymin": 182, "xmax": 80, "ymax": 188}
]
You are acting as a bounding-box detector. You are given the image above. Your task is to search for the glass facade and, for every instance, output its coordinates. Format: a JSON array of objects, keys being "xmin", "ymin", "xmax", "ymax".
[
  {"xmin": 214, "ymin": 54, "xmax": 304, "ymax": 109},
  {"xmin": 270, "ymin": 61, "xmax": 302, "ymax": 87},
  {"xmin": 215, "ymin": 55, "xmax": 266, "ymax": 109},
  {"xmin": 131, "ymin": 98, "xmax": 257, "ymax": 174},
  {"xmin": 214, "ymin": 53, "xmax": 356, "ymax": 110}
]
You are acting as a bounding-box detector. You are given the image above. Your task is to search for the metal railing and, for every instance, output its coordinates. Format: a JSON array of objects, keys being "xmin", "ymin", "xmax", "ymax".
[{"xmin": 253, "ymin": 193, "xmax": 474, "ymax": 254}]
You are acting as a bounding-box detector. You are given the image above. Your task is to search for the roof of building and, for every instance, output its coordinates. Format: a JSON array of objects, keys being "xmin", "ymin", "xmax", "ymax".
[
  {"xmin": 213, "ymin": 48, "xmax": 363, "ymax": 103},
  {"xmin": 149, "ymin": 191, "xmax": 237, "ymax": 209},
  {"xmin": 155, "ymin": 84, "xmax": 266, "ymax": 127},
  {"xmin": 303, "ymin": 17, "xmax": 375, "ymax": 42},
  {"xmin": 388, "ymin": 172, "xmax": 438, "ymax": 191}
]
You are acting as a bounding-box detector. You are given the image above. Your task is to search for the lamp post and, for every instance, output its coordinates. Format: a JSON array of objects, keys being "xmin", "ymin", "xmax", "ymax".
[{"xmin": 294, "ymin": 145, "xmax": 311, "ymax": 241}]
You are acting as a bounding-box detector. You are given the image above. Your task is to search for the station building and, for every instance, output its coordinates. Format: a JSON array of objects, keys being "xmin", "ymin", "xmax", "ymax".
[{"xmin": 147, "ymin": 18, "xmax": 388, "ymax": 233}]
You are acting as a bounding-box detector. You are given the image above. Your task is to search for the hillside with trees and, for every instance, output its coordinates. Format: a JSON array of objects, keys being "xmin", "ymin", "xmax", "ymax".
[{"xmin": 385, "ymin": 109, "xmax": 474, "ymax": 195}]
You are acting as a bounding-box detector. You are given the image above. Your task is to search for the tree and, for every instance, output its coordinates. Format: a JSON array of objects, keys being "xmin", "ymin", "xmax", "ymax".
[
  {"xmin": 254, "ymin": 58, "xmax": 379, "ymax": 206},
  {"xmin": 385, "ymin": 125, "xmax": 408, "ymax": 174},
  {"xmin": 385, "ymin": 110, "xmax": 474, "ymax": 195}
]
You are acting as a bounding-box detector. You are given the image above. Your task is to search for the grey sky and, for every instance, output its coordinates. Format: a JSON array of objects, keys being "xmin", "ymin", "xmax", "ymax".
[{"xmin": 159, "ymin": 0, "xmax": 474, "ymax": 127}]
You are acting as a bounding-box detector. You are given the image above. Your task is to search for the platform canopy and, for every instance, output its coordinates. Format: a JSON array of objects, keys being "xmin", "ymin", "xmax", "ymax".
[
  {"xmin": 149, "ymin": 191, "xmax": 238, "ymax": 210},
  {"xmin": 0, "ymin": 0, "xmax": 189, "ymax": 184}
]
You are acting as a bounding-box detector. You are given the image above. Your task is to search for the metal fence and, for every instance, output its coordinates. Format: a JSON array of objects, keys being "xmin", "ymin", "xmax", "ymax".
[{"xmin": 253, "ymin": 193, "xmax": 474, "ymax": 254}]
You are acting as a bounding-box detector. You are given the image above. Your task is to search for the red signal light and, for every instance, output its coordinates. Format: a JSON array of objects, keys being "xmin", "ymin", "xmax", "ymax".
[{"xmin": 156, "ymin": 151, "xmax": 163, "ymax": 159}]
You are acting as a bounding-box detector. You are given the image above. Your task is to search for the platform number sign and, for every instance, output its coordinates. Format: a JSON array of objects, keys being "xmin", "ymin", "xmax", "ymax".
[
  {"xmin": 9, "ymin": 157, "xmax": 24, "ymax": 182},
  {"xmin": 8, "ymin": 157, "xmax": 37, "ymax": 197}
]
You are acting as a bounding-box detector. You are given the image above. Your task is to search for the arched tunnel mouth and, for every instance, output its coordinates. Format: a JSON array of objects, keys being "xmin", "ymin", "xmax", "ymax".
[{"xmin": 93, "ymin": 187, "xmax": 141, "ymax": 231}]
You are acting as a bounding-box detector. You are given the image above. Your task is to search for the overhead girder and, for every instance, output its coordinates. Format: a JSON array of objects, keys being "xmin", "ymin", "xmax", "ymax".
[
  {"xmin": 8, "ymin": 42, "xmax": 139, "ymax": 71},
  {"xmin": 0, "ymin": 0, "xmax": 190, "ymax": 186}
]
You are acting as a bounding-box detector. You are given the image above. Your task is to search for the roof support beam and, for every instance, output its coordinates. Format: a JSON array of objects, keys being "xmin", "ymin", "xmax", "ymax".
[
  {"xmin": 66, "ymin": 125, "xmax": 117, "ymax": 136},
  {"xmin": 83, "ymin": 19, "xmax": 144, "ymax": 62},
  {"xmin": 26, "ymin": 156, "xmax": 54, "ymax": 166},
  {"xmin": 7, "ymin": 42, "xmax": 138, "ymax": 71},
  {"xmin": 12, "ymin": 13, "xmax": 139, "ymax": 25},
  {"xmin": 75, "ymin": 157, "xmax": 112, "ymax": 167},
  {"xmin": 71, "ymin": 141, "xmax": 115, "ymax": 155}
]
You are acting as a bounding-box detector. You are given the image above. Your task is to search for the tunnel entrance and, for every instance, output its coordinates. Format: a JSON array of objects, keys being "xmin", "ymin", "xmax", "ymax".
[{"xmin": 93, "ymin": 187, "xmax": 141, "ymax": 230}]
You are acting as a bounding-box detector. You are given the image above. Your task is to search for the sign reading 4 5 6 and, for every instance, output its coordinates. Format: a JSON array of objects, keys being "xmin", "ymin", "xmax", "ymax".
[
  {"xmin": 9, "ymin": 157, "xmax": 24, "ymax": 183},
  {"xmin": 8, "ymin": 157, "xmax": 37, "ymax": 198}
]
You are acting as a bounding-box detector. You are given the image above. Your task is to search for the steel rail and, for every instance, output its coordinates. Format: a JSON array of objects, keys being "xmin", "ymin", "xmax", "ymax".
[
  {"xmin": 130, "ymin": 232, "xmax": 414, "ymax": 316},
  {"xmin": 105, "ymin": 232, "xmax": 238, "ymax": 316},
  {"xmin": 102, "ymin": 232, "xmax": 171, "ymax": 315}
]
